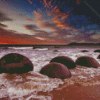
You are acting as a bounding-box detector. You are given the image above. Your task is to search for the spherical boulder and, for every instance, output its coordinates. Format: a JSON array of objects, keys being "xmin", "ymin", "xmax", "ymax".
[
  {"xmin": 50, "ymin": 56, "xmax": 76, "ymax": 69},
  {"xmin": 97, "ymin": 55, "xmax": 100, "ymax": 59},
  {"xmin": 0, "ymin": 53, "xmax": 33, "ymax": 74},
  {"xmin": 81, "ymin": 50, "xmax": 88, "ymax": 52},
  {"xmin": 75, "ymin": 56, "xmax": 100, "ymax": 68},
  {"xmin": 40, "ymin": 62, "xmax": 71, "ymax": 79},
  {"xmin": 94, "ymin": 50, "xmax": 100, "ymax": 53}
]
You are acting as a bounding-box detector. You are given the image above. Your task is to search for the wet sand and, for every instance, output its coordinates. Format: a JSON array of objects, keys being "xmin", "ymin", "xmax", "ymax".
[
  {"xmin": 38, "ymin": 85, "xmax": 100, "ymax": 100},
  {"xmin": 3, "ymin": 85, "xmax": 100, "ymax": 100}
]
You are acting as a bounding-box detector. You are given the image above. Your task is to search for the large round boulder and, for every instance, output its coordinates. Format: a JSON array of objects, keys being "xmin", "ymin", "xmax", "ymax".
[
  {"xmin": 40, "ymin": 62, "xmax": 71, "ymax": 79},
  {"xmin": 0, "ymin": 53, "xmax": 33, "ymax": 74},
  {"xmin": 50, "ymin": 56, "xmax": 76, "ymax": 69},
  {"xmin": 75, "ymin": 56, "xmax": 100, "ymax": 68},
  {"xmin": 97, "ymin": 55, "xmax": 100, "ymax": 59},
  {"xmin": 94, "ymin": 50, "xmax": 100, "ymax": 53}
]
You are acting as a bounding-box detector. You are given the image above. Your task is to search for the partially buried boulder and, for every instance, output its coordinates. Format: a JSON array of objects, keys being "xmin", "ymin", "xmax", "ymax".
[
  {"xmin": 97, "ymin": 55, "xmax": 100, "ymax": 59},
  {"xmin": 40, "ymin": 62, "xmax": 71, "ymax": 79},
  {"xmin": 0, "ymin": 53, "xmax": 33, "ymax": 74},
  {"xmin": 50, "ymin": 56, "xmax": 76, "ymax": 69},
  {"xmin": 94, "ymin": 50, "xmax": 100, "ymax": 53},
  {"xmin": 75, "ymin": 56, "xmax": 100, "ymax": 68},
  {"xmin": 81, "ymin": 50, "xmax": 88, "ymax": 52}
]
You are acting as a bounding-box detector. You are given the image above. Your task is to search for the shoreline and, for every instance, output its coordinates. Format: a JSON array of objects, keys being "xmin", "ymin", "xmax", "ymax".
[
  {"xmin": 37, "ymin": 84, "xmax": 100, "ymax": 100},
  {"xmin": 2, "ymin": 84, "xmax": 100, "ymax": 100}
]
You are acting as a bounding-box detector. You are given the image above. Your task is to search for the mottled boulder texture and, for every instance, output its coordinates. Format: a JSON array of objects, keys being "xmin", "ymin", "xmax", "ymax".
[
  {"xmin": 94, "ymin": 50, "xmax": 100, "ymax": 53},
  {"xmin": 40, "ymin": 62, "xmax": 71, "ymax": 79},
  {"xmin": 50, "ymin": 56, "xmax": 76, "ymax": 69},
  {"xmin": 97, "ymin": 55, "xmax": 100, "ymax": 59},
  {"xmin": 0, "ymin": 53, "xmax": 33, "ymax": 74},
  {"xmin": 81, "ymin": 50, "xmax": 88, "ymax": 52},
  {"xmin": 75, "ymin": 56, "xmax": 100, "ymax": 68}
]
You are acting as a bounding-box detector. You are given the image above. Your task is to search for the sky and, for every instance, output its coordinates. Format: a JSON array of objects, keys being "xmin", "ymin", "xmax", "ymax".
[{"xmin": 0, "ymin": 0, "xmax": 100, "ymax": 45}]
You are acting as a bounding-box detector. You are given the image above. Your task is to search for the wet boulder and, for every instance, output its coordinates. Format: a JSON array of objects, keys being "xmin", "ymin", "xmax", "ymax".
[
  {"xmin": 0, "ymin": 53, "xmax": 33, "ymax": 74},
  {"xmin": 81, "ymin": 50, "xmax": 88, "ymax": 52},
  {"xmin": 40, "ymin": 62, "xmax": 71, "ymax": 79},
  {"xmin": 94, "ymin": 50, "xmax": 100, "ymax": 53},
  {"xmin": 75, "ymin": 56, "xmax": 100, "ymax": 68},
  {"xmin": 50, "ymin": 56, "xmax": 76, "ymax": 69}
]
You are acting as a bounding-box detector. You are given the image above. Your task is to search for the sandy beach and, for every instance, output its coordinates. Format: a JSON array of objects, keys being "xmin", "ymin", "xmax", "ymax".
[
  {"xmin": 37, "ymin": 84, "xmax": 100, "ymax": 100},
  {"xmin": 2, "ymin": 85, "xmax": 100, "ymax": 100},
  {"xmin": 0, "ymin": 47, "xmax": 100, "ymax": 100}
]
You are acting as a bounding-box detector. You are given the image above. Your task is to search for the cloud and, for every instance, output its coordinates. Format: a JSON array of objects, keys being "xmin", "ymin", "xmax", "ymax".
[
  {"xmin": 24, "ymin": 24, "xmax": 38, "ymax": 31},
  {"xmin": 35, "ymin": 36, "xmax": 52, "ymax": 41},
  {"xmin": 71, "ymin": 31, "xmax": 100, "ymax": 43},
  {"xmin": 90, "ymin": 34, "xmax": 100, "ymax": 40},
  {"xmin": 37, "ymin": 19, "xmax": 80, "ymax": 37},
  {"xmin": 38, "ymin": 20, "xmax": 57, "ymax": 29},
  {"xmin": 26, "ymin": 0, "xmax": 72, "ymax": 30},
  {"xmin": 43, "ymin": 0, "xmax": 53, "ymax": 8},
  {"xmin": 33, "ymin": 10, "xmax": 42, "ymax": 17},
  {"xmin": 0, "ymin": 10, "xmax": 13, "ymax": 22},
  {"xmin": 24, "ymin": 24, "xmax": 55, "ymax": 38},
  {"xmin": 24, "ymin": 23, "xmax": 67, "ymax": 43},
  {"xmin": 27, "ymin": 0, "xmax": 71, "ymax": 29},
  {"xmin": 76, "ymin": 0, "xmax": 82, "ymax": 5},
  {"xmin": 33, "ymin": 6, "xmax": 77, "ymax": 42},
  {"xmin": 0, "ymin": 27, "xmax": 60, "ymax": 44},
  {"xmin": 41, "ymin": 0, "xmax": 72, "ymax": 29},
  {"xmin": 28, "ymin": 0, "xmax": 32, "ymax": 4},
  {"xmin": 24, "ymin": 17, "xmax": 80, "ymax": 43},
  {"xmin": 25, "ymin": 0, "xmax": 100, "ymax": 44},
  {"xmin": 35, "ymin": 36, "xmax": 46, "ymax": 40},
  {"xmin": 25, "ymin": 18, "xmax": 42, "ymax": 22}
]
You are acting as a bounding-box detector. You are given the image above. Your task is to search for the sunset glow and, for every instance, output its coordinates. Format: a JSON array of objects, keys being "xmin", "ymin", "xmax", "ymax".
[{"xmin": 0, "ymin": 0, "xmax": 100, "ymax": 44}]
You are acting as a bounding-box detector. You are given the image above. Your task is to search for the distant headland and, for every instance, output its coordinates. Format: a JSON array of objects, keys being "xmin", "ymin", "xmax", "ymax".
[
  {"xmin": 67, "ymin": 42, "xmax": 100, "ymax": 46},
  {"xmin": 0, "ymin": 42, "xmax": 100, "ymax": 48}
]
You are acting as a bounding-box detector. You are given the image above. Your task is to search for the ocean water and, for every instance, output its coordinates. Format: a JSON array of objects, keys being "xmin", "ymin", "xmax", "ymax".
[{"xmin": 0, "ymin": 46, "xmax": 100, "ymax": 100}]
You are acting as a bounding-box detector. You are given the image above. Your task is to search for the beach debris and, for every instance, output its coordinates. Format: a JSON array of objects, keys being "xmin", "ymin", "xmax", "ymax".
[
  {"xmin": 40, "ymin": 62, "xmax": 71, "ymax": 79},
  {"xmin": 0, "ymin": 53, "xmax": 33, "ymax": 74},
  {"xmin": 50, "ymin": 56, "xmax": 76, "ymax": 69},
  {"xmin": 75, "ymin": 56, "xmax": 100, "ymax": 68}
]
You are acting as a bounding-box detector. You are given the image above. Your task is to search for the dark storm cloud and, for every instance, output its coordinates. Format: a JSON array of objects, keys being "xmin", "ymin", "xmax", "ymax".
[
  {"xmin": 24, "ymin": 24, "xmax": 68, "ymax": 44},
  {"xmin": 72, "ymin": 31, "xmax": 100, "ymax": 43},
  {"xmin": 70, "ymin": 0, "xmax": 100, "ymax": 27},
  {"xmin": 0, "ymin": 10, "xmax": 13, "ymax": 22},
  {"xmin": 38, "ymin": 20, "xmax": 80, "ymax": 36},
  {"xmin": 39, "ymin": 21, "xmax": 57, "ymax": 29},
  {"xmin": 24, "ymin": 24, "xmax": 38, "ymax": 31},
  {"xmin": 24, "ymin": 24, "xmax": 55, "ymax": 37},
  {"xmin": 24, "ymin": 17, "xmax": 80, "ymax": 43},
  {"xmin": 26, "ymin": 0, "xmax": 100, "ymax": 44}
]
